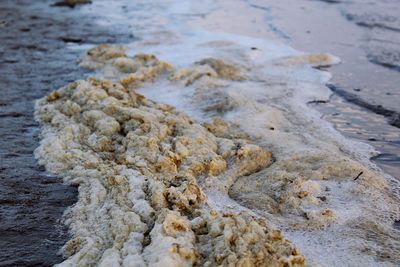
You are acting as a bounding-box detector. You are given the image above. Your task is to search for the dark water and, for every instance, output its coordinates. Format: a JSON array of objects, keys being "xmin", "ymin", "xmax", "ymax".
[{"xmin": 0, "ymin": 1, "xmax": 133, "ymax": 265}]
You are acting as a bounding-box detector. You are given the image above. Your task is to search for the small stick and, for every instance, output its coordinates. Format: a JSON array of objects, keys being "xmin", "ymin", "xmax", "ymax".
[{"xmin": 354, "ymin": 171, "xmax": 363, "ymax": 181}]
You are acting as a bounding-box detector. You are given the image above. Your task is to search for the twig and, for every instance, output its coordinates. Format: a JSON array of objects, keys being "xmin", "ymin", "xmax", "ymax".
[{"xmin": 354, "ymin": 171, "xmax": 363, "ymax": 181}]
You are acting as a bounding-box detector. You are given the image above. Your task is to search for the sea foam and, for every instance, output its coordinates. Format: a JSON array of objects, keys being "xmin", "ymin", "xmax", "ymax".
[{"xmin": 35, "ymin": 0, "xmax": 400, "ymax": 266}]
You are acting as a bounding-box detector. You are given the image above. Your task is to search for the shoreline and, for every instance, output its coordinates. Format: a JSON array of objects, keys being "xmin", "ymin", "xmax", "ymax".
[
  {"xmin": 1, "ymin": 0, "xmax": 399, "ymax": 266},
  {"xmin": 254, "ymin": 0, "xmax": 400, "ymax": 180}
]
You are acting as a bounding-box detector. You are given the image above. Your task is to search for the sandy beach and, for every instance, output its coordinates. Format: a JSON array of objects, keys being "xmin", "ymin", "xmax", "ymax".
[{"xmin": 1, "ymin": 0, "xmax": 399, "ymax": 266}]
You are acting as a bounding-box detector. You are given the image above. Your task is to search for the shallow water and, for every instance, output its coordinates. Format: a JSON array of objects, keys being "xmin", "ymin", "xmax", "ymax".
[
  {"xmin": 311, "ymin": 92, "xmax": 400, "ymax": 180},
  {"xmin": 254, "ymin": 0, "xmax": 400, "ymax": 179}
]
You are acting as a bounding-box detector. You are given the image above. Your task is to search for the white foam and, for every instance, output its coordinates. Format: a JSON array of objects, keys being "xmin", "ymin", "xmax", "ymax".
[
  {"xmin": 37, "ymin": 0, "xmax": 400, "ymax": 266},
  {"xmin": 122, "ymin": 1, "xmax": 398, "ymax": 266}
]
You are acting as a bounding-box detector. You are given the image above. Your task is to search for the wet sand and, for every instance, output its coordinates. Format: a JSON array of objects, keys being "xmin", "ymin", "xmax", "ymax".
[
  {"xmin": 0, "ymin": 1, "xmax": 133, "ymax": 265},
  {"xmin": 259, "ymin": 0, "xmax": 400, "ymax": 112},
  {"xmin": 253, "ymin": 0, "xmax": 400, "ymax": 179}
]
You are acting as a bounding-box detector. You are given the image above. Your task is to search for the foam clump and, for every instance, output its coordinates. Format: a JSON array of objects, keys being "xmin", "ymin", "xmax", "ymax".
[
  {"xmin": 196, "ymin": 58, "xmax": 246, "ymax": 80},
  {"xmin": 277, "ymin": 53, "xmax": 341, "ymax": 67},
  {"xmin": 37, "ymin": 44, "xmax": 400, "ymax": 266},
  {"xmin": 80, "ymin": 44, "xmax": 127, "ymax": 69},
  {"xmin": 35, "ymin": 46, "xmax": 305, "ymax": 266},
  {"xmin": 230, "ymin": 151, "xmax": 390, "ymax": 230}
]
